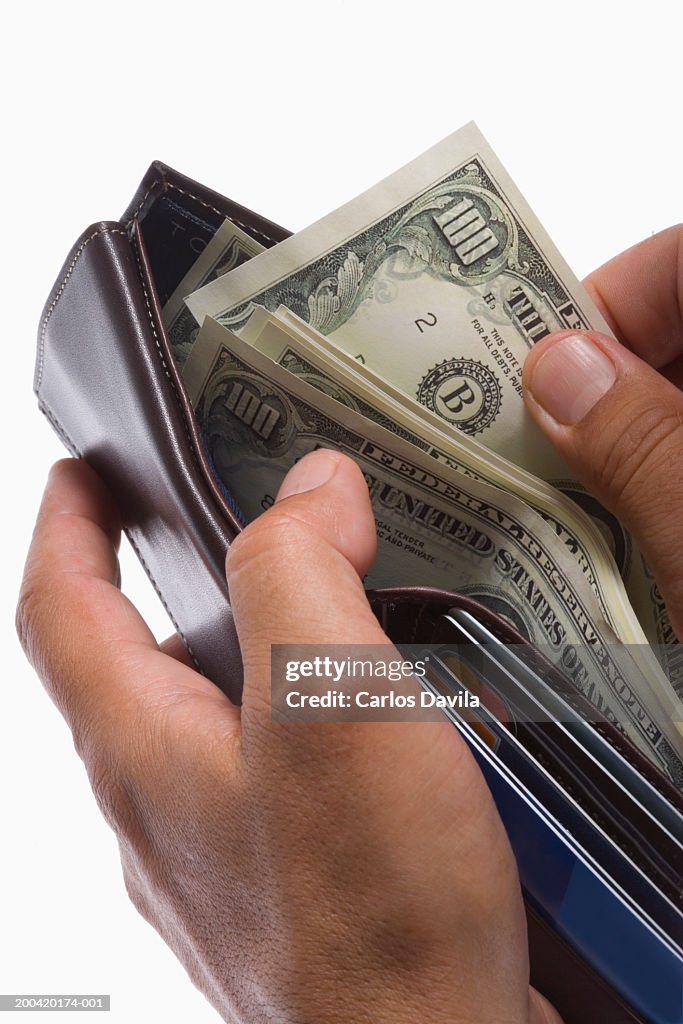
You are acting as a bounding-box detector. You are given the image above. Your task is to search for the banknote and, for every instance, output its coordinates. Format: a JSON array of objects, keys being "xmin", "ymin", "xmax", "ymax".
[
  {"xmin": 185, "ymin": 122, "xmax": 609, "ymax": 479},
  {"xmin": 184, "ymin": 122, "xmax": 674, "ymax": 670},
  {"xmin": 242, "ymin": 307, "xmax": 636, "ymax": 638},
  {"xmin": 182, "ymin": 316, "xmax": 683, "ymax": 785},
  {"xmin": 241, "ymin": 306, "xmax": 683, "ymax": 716},
  {"xmin": 162, "ymin": 217, "xmax": 265, "ymax": 365}
]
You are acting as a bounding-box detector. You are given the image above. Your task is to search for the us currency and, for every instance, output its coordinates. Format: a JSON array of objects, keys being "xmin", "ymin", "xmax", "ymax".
[
  {"xmin": 184, "ymin": 122, "xmax": 672, "ymax": 666},
  {"xmin": 185, "ymin": 122, "xmax": 608, "ymax": 479},
  {"xmin": 242, "ymin": 306, "xmax": 683, "ymax": 725},
  {"xmin": 182, "ymin": 316, "xmax": 683, "ymax": 785},
  {"xmin": 162, "ymin": 218, "xmax": 265, "ymax": 365},
  {"xmin": 242, "ymin": 307, "xmax": 638, "ymax": 639}
]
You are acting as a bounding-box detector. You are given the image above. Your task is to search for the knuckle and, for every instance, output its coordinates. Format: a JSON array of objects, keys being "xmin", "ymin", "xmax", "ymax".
[
  {"xmin": 15, "ymin": 575, "xmax": 95, "ymax": 753},
  {"xmin": 15, "ymin": 575, "xmax": 52, "ymax": 666},
  {"xmin": 15, "ymin": 577, "xmax": 83, "ymax": 719},
  {"xmin": 592, "ymin": 399, "xmax": 683, "ymax": 504},
  {"xmin": 227, "ymin": 510, "xmax": 313, "ymax": 577},
  {"xmin": 15, "ymin": 588, "xmax": 33, "ymax": 660}
]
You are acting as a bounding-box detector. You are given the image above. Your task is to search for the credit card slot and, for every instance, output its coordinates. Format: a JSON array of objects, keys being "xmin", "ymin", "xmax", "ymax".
[
  {"xmin": 443, "ymin": 608, "xmax": 683, "ymax": 836},
  {"xmin": 427, "ymin": 640, "xmax": 683, "ymax": 910},
  {"xmin": 444, "ymin": 703, "xmax": 683, "ymax": 1024},
  {"xmin": 421, "ymin": 655, "xmax": 683, "ymax": 945}
]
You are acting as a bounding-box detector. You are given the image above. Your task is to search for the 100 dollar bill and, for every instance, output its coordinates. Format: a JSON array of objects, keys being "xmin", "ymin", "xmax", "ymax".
[
  {"xmin": 242, "ymin": 307, "xmax": 638, "ymax": 639},
  {"xmin": 241, "ymin": 305, "xmax": 683, "ymax": 743},
  {"xmin": 182, "ymin": 316, "xmax": 683, "ymax": 785},
  {"xmin": 184, "ymin": 122, "xmax": 673, "ymax": 665},
  {"xmin": 186, "ymin": 122, "xmax": 608, "ymax": 479}
]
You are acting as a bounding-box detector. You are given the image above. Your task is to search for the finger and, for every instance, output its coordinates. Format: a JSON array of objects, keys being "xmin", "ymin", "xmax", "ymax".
[
  {"xmin": 18, "ymin": 460, "xmax": 237, "ymax": 763},
  {"xmin": 227, "ymin": 449, "xmax": 389, "ymax": 707},
  {"xmin": 227, "ymin": 450, "xmax": 516, "ymax": 937},
  {"xmin": 584, "ymin": 224, "xmax": 683, "ymax": 374},
  {"xmin": 523, "ymin": 330, "xmax": 683, "ymax": 637},
  {"xmin": 229, "ymin": 447, "xmax": 509, "ymax": 783}
]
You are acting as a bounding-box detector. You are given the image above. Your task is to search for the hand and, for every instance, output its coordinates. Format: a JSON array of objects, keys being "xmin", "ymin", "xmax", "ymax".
[
  {"xmin": 17, "ymin": 453, "xmax": 560, "ymax": 1024},
  {"xmin": 523, "ymin": 224, "xmax": 683, "ymax": 639}
]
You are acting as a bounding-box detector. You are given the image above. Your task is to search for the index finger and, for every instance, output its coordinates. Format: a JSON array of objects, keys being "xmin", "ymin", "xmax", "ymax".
[
  {"xmin": 17, "ymin": 459, "xmax": 224, "ymax": 759},
  {"xmin": 584, "ymin": 223, "xmax": 683, "ymax": 371}
]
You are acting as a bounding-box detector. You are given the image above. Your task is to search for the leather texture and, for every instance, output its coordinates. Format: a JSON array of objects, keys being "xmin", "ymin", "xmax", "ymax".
[
  {"xmin": 526, "ymin": 906, "xmax": 648, "ymax": 1023},
  {"xmin": 36, "ymin": 161, "xmax": 679, "ymax": 1024},
  {"xmin": 37, "ymin": 219, "xmax": 246, "ymax": 697}
]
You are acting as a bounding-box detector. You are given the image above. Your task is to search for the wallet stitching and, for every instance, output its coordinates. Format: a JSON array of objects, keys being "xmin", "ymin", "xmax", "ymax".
[
  {"xmin": 126, "ymin": 178, "xmax": 278, "ymax": 246},
  {"xmin": 38, "ymin": 400, "xmax": 204, "ymax": 673},
  {"xmin": 36, "ymin": 226, "xmax": 128, "ymax": 393},
  {"xmin": 39, "ymin": 403, "xmax": 83, "ymax": 459},
  {"xmin": 125, "ymin": 180, "xmax": 162, "ymax": 223},
  {"xmin": 36, "ymin": 222, "xmax": 206, "ymax": 677}
]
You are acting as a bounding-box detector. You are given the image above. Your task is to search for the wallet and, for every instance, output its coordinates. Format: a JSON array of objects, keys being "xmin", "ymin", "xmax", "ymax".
[{"xmin": 36, "ymin": 161, "xmax": 683, "ymax": 1024}]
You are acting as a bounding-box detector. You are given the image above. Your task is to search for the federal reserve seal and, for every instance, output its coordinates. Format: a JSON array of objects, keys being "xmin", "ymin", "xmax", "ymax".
[{"xmin": 417, "ymin": 358, "xmax": 502, "ymax": 435}]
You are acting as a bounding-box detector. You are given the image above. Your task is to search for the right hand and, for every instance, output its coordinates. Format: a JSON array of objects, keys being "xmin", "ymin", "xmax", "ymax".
[{"xmin": 523, "ymin": 224, "xmax": 683, "ymax": 639}]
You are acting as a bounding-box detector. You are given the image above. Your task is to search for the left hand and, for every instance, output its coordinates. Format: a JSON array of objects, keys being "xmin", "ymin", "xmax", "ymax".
[{"xmin": 16, "ymin": 452, "xmax": 560, "ymax": 1024}]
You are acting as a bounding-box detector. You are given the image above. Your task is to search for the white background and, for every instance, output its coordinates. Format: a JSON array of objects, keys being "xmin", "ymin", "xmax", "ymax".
[{"xmin": 2, "ymin": 1, "xmax": 681, "ymax": 1020}]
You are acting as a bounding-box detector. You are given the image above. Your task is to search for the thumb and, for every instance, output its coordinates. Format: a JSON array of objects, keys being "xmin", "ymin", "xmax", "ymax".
[
  {"xmin": 226, "ymin": 449, "xmax": 389, "ymax": 705},
  {"xmin": 226, "ymin": 450, "xmax": 526, "ymax": 1016},
  {"xmin": 523, "ymin": 330, "xmax": 683, "ymax": 637}
]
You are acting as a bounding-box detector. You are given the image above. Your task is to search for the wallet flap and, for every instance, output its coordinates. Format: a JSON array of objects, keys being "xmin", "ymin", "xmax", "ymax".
[{"xmin": 36, "ymin": 220, "xmax": 245, "ymax": 699}]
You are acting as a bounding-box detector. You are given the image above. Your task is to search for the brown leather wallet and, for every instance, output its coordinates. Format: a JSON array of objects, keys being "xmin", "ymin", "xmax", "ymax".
[
  {"xmin": 36, "ymin": 161, "xmax": 681, "ymax": 1024},
  {"xmin": 36, "ymin": 161, "xmax": 539, "ymax": 705}
]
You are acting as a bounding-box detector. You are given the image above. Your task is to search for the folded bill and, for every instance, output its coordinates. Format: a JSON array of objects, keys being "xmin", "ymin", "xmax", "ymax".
[
  {"xmin": 167, "ymin": 122, "xmax": 683, "ymax": 783},
  {"xmin": 163, "ymin": 218, "xmax": 265, "ymax": 365},
  {"xmin": 183, "ymin": 123, "xmax": 673, "ymax": 671},
  {"xmin": 182, "ymin": 316, "xmax": 683, "ymax": 785}
]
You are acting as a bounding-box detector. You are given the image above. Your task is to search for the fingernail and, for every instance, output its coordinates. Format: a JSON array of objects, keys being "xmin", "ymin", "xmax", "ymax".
[
  {"xmin": 527, "ymin": 334, "xmax": 617, "ymax": 425},
  {"xmin": 276, "ymin": 450, "xmax": 339, "ymax": 501}
]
